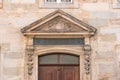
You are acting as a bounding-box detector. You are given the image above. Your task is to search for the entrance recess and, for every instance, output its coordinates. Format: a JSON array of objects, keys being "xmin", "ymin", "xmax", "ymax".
[{"xmin": 38, "ymin": 53, "xmax": 79, "ymax": 80}]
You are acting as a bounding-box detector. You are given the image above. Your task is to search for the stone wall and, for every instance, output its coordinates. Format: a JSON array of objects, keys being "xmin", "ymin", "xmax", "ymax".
[{"xmin": 0, "ymin": 0, "xmax": 120, "ymax": 80}]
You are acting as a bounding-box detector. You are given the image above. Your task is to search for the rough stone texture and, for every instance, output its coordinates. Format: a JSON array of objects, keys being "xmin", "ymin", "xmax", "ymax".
[
  {"xmin": 109, "ymin": 18, "xmax": 120, "ymax": 25},
  {"xmin": 0, "ymin": 0, "xmax": 120, "ymax": 80},
  {"xmin": 100, "ymin": 34, "xmax": 117, "ymax": 42},
  {"xmin": 0, "ymin": 0, "xmax": 2, "ymax": 8}
]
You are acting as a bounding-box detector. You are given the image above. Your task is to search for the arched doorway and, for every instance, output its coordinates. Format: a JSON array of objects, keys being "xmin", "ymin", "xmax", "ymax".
[
  {"xmin": 38, "ymin": 53, "xmax": 79, "ymax": 80},
  {"xmin": 21, "ymin": 10, "xmax": 97, "ymax": 80}
]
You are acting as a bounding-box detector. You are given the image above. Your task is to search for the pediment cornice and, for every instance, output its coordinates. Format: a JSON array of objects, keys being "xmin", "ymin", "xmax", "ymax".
[{"xmin": 21, "ymin": 9, "xmax": 97, "ymax": 37}]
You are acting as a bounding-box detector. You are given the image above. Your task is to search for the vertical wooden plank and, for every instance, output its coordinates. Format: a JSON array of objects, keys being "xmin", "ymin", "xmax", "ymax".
[
  {"xmin": 61, "ymin": 66, "xmax": 79, "ymax": 80},
  {"xmin": 38, "ymin": 66, "xmax": 60, "ymax": 80}
]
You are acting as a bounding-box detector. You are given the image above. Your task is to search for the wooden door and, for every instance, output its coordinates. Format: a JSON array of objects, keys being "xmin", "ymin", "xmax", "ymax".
[
  {"xmin": 38, "ymin": 54, "xmax": 79, "ymax": 80},
  {"xmin": 38, "ymin": 66, "xmax": 60, "ymax": 80},
  {"xmin": 61, "ymin": 66, "xmax": 79, "ymax": 80},
  {"xmin": 38, "ymin": 66, "xmax": 79, "ymax": 80}
]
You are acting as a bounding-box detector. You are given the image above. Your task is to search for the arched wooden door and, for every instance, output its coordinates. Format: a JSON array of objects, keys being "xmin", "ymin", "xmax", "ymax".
[{"xmin": 38, "ymin": 53, "xmax": 79, "ymax": 80}]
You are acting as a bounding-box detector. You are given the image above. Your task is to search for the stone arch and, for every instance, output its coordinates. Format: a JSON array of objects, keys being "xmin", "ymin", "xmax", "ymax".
[
  {"xmin": 34, "ymin": 47, "xmax": 84, "ymax": 80},
  {"xmin": 35, "ymin": 48, "xmax": 84, "ymax": 57}
]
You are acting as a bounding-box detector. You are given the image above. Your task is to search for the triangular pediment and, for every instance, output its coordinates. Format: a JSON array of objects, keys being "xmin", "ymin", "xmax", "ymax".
[
  {"xmin": 31, "ymin": 16, "xmax": 86, "ymax": 33},
  {"xmin": 21, "ymin": 10, "xmax": 96, "ymax": 36}
]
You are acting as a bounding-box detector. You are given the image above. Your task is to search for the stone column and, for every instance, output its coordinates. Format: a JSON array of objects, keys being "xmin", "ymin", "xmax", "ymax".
[
  {"xmin": 84, "ymin": 45, "xmax": 91, "ymax": 80},
  {"xmin": 26, "ymin": 45, "xmax": 34, "ymax": 80}
]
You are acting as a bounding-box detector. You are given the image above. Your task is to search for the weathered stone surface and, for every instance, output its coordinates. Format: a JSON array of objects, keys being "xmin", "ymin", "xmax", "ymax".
[
  {"xmin": 100, "ymin": 34, "xmax": 117, "ymax": 42},
  {"xmin": 95, "ymin": 51, "xmax": 114, "ymax": 59},
  {"xmin": 112, "ymin": 3, "xmax": 120, "ymax": 9},
  {"xmin": 100, "ymin": 27, "xmax": 120, "ymax": 34},
  {"xmin": 4, "ymin": 58, "xmax": 23, "ymax": 67},
  {"xmin": 3, "ymin": 67, "xmax": 19, "ymax": 76},
  {"xmin": 0, "ymin": 0, "xmax": 2, "ymax": 8},
  {"xmin": 90, "ymin": 11, "xmax": 120, "ymax": 18},
  {"xmin": 98, "ymin": 63, "xmax": 115, "ymax": 80},
  {"xmin": 81, "ymin": 0, "xmax": 97, "ymax": 3},
  {"xmin": 0, "ymin": 1, "xmax": 120, "ymax": 80},
  {"xmin": 109, "ymin": 18, "xmax": 120, "ymax": 25},
  {"xmin": 82, "ymin": 3, "xmax": 109, "ymax": 11},
  {"xmin": 88, "ymin": 19, "xmax": 108, "ymax": 27},
  {"xmin": 4, "ymin": 52, "xmax": 23, "ymax": 59},
  {"xmin": 99, "ymin": 64, "xmax": 114, "ymax": 75},
  {"xmin": 11, "ymin": 0, "xmax": 36, "ymax": 4},
  {"xmin": 0, "ymin": 43, "xmax": 10, "ymax": 51}
]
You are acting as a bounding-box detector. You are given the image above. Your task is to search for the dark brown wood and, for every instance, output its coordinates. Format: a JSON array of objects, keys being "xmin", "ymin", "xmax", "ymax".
[
  {"xmin": 38, "ymin": 66, "xmax": 60, "ymax": 80},
  {"xmin": 38, "ymin": 66, "xmax": 79, "ymax": 80},
  {"xmin": 61, "ymin": 66, "xmax": 79, "ymax": 80},
  {"xmin": 38, "ymin": 53, "xmax": 80, "ymax": 80},
  {"xmin": 39, "ymin": 64, "xmax": 79, "ymax": 66}
]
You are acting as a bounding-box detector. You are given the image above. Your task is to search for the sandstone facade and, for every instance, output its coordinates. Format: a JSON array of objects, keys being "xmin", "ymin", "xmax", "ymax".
[{"xmin": 0, "ymin": 0, "xmax": 120, "ymax": 80}]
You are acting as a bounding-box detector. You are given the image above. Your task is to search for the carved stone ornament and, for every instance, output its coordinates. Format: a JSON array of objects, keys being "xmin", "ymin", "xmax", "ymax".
[
  {"xmin": 26, "ymin": 45, "xmax": 34, "ymax": 76},
  {"xmin": 40, "ymin": 20, "xmax": 81, "ymax": 32},
  {"xmin": 84, "ymin": 45, "xmax": 91, "ymax": 74}
]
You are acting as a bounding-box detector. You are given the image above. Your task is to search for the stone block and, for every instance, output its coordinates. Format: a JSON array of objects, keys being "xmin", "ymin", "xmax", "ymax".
[
  {"xmin": 88, "ymin": 18, "xmax": 108, "ymax": 27},
  {"xmin": 4, "ymin": 52, "xmax": 23, "ymax": 59},
  {"xmin": 82, "ymin": 3, "xmax": 109, "ymax": 11},
  {"xmin": 0, "ymin": 0, "xmax": 2, "ymax": 8},
  {"xmin": 90, "ymin": 11, "xmax": 120, "ymax": 18},
  {"xmin": 100, "ymin": 27, "xmax": 120, "ymax": 34},
  {"xmin": 4, "ymin": 58, "xmax": 23, "ymax": 67},
  {"xmin": 98, "ymin": 63, "xmax": 115, "ymax": 80},
  {"xmin": 100, "ymin": 34, "xmax": 117, "ymax": 42},
  {"xmin": 97, "ymin": 42, "xmax": 115, "ymax": 52},
  {"xmin": 81, "ymin": 0, "xmax": 97, "ymax": 3},
  {"xmin": 95, "ymin": 51, "xmax": 114, "ymax": 59},
  {"xmin": 116, "ymin": 34, "xmax": 120, "ymax": 42},
  {"xmin": 112, "ymin": 3, "xmax": 120, "ymax": 9},
  {"xmin": 3, "ymin": 67, "xmax": 19, "ymax": 76},
  {"xmin": 109, "ymin": 18, "xmax": 120, "ymax": 25},
  {"xmin": 11, "ymin": 0, "xmax": 36, "ymax": 4},
  {"xmin": 0, "ymin": 43, "xmax": 10, "ymax": 51}
]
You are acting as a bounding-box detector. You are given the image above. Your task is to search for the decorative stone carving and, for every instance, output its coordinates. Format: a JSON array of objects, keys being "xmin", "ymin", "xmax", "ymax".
[
  {"xmin": 84, "ymin": 45, "xmax": 91, "ymax": 74},
  {"xmin": 26, "ymin": 45, "xmax": 34, "ymax": 76},
  {"xmin": 40, "ymin": 20, "xmax": 83, "ymax": 32}
]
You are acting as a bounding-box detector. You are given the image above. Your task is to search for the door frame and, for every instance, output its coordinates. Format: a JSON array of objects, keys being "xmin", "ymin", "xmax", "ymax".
[
  {"xmin": 38, "ymin": 53, "xmax": 80, "ymax": 80},
  {"xmin": 34, "ymin": 48, "xmax": 84, "ymax": 80},
  {"xmin": 24, "ymin": 37, "xmax": 92, "ymax": 80}
]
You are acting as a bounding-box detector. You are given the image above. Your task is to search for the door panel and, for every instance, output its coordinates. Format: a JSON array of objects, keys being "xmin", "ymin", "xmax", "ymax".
[
  {"xmin": 38, "ymin": 66, "xmax": 79, "ymax": 80},
  {"xmin": 61, "ymin": 66, "xmax": 79, "ymax": 80},
  {"xmin": 38, "ymin": 66, "xmax": 60, "ymax": 80}
]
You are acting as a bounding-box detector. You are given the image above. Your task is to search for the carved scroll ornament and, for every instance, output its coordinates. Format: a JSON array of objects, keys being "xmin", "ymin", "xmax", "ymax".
[
  {"xmin": 84, "ymin": 45, "xmax": 91, "ymax": 74},
  {"xmin": 26, "ymin": 45, "xmax": 34, "ymax": 76}
]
